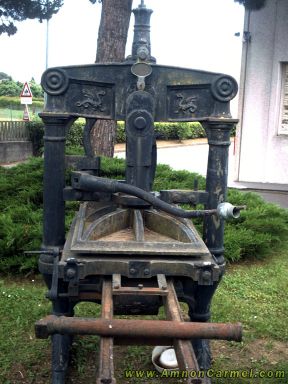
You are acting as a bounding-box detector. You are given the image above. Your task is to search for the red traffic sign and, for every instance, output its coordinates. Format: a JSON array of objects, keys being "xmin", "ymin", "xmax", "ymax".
[{"xmin": 20, "ymin": 82, "xmax": 33, "ymax": 98}]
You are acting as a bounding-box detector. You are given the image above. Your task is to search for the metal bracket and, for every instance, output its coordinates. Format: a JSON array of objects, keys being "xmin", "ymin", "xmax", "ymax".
[
  {"xmin": 63, "ymin": 258, "xmax": 80, "ymax": 297},
  {"xmin": 46, "ymin": 248, "xmax": 61, "ymax": 300},
  {"xmin": 128, "ymin": 260, "xmax": 151, "ymax": 278}
]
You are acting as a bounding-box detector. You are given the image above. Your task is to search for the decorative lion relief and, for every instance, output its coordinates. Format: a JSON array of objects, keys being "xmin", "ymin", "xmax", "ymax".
[{"xmin": 76, "ymin": 89, "xmax": 106, "ymax": 112}]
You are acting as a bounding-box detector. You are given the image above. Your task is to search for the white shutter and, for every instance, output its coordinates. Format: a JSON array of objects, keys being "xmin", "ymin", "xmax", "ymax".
[{"xmin": 279, "ymin": 63, "xmax": 288, "ymax": 134}]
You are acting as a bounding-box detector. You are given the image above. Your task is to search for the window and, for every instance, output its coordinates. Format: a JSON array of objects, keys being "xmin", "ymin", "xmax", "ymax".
[{"xmin": 279, "ymin": 63, "xmax": 288, "ymax": 135}]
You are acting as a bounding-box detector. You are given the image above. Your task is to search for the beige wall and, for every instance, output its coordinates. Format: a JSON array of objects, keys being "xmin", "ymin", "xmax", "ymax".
[{"xmin": 236, "ymin": 0, "xmax": 288, "ymax": 184}]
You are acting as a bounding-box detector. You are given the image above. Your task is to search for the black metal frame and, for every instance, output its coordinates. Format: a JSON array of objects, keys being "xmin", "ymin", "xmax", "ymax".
[{"xmin": 37, "ymin": 2, "xmax": 240, "ymax": 383}]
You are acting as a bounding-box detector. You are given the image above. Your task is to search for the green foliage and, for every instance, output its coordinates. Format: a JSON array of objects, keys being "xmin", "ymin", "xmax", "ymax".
[
  {"xmin": 29, "ymin": 78, "xmax": 44, "ymax": 98},
  {"xmin": 26, "ymin": 118, "xmax": 45, "ymax": 156},
  {"xmin": 235, "ymin": 0, "xmax": 266, "ymax": 10},
  {"xmin": 154, "ymin": 163, "xmax": 206, "ymax": 191},
  {"xmin": 0, "ymin": 80, "xmax": 22, "ymax": 96},
  {"xmin": 226, "ymin": 189, "xmax": 288, "ymax": 261},
  {"xmin": 66, "ymin": 120, "xmax": 85, "ymax": 147},
  {"xmin": 0, "ymin": 95, "xmax": 44, "ymax": 109},
  {"xmin": 0, "ymin": 157, "xmax": 287, "ymax": 272},
  {"xmin": 66, "ymin": 120, "xmax": 234, "ymax": 146},
  {"xmin": 213, "ymin": 250, "xmax": 288, "ymax": 341},
  {"xmin": 0, "ymin": 279, "xmax": 50, "ymax": 381},
  {"xmin": 0, "ymin": 72, "xmax": 11, "ymax": 81},
  {"xmin": 30, "ymin": 120, "xmax": 208, "ymax": 156},
  {"xmin": 0, "ymin": 0, "xmax": 64, "ymax": 35},
  {"xmin": 64, "ymin": 120, "xmax": 207, "ymax": 149},
  {"xmin": 0, "ymin": 78, "xmax": 44, "ymax": 98},
  {"xmin": 116, "ymin": 121, "xmax": 206, "ymax": 143},
  {"xmin": 0, "ymin": 158, "xmax": 44, "ymax": 272}
]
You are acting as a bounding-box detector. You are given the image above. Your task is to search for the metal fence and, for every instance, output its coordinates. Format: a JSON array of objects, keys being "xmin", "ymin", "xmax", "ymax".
[{"xmin": 0, "ymin": 121, "xmax": 29, "ymax": 141}]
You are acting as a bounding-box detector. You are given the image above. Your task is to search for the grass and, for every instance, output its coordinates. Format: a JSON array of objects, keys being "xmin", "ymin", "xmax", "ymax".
[
  {"xmin": 0, "ymin": 108, "xmax": 40, "ymax": 121},
  {"xmin": 0, "ymin": 246, "xmax": 287, "ymax": 383},
  {"xmin": 0, "ymin": 108, "xmax": 23, "ymax": 120}
]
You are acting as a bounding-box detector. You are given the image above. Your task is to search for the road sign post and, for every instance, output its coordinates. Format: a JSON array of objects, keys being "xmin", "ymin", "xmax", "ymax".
[{"xmin": 20, "ymin": 82, "xmax": 33, "ymax": 121}]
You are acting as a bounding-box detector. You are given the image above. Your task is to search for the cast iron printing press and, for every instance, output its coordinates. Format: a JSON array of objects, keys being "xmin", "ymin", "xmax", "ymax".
[{"xmin": 35, "ymin": 2, "xmax": 244, "ymax": 383}]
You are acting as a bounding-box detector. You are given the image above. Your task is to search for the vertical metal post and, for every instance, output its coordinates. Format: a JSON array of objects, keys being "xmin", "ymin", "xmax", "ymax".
[
  {"xmin": 40, "ymin": 113, "xmax": 75, "ymax": 384},
  {"xmin": 40, "ymin": 113, "xmax": 74, "ymax": 249},
  {"xmin": 203, "ymin": 118, "xmax": 236, "ymax": 265},
  {"xmin": 97, "ymin": 279, "xmax": 116, "ymax": 384}
]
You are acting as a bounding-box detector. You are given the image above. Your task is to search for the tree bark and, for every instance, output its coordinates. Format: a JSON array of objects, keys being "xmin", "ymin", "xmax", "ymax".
[{"xmin": 91, "ymin": 0, "xmax": 133, "ymax": 157}]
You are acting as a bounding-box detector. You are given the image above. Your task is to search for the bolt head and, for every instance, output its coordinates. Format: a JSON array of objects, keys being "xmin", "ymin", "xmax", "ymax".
[
  {"xmin": 134, "ymin": 116, "xmax": 147, "ymax": 130},
  {"xmin": 66, "ymin": 268, "xmax": 76, "ymax": 279},
  {"xmin": 202, "ymin": 270, "xmax": 212, "ymax": 281}
]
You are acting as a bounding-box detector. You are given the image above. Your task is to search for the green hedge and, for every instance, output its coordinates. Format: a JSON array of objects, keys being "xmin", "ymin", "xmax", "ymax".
[
  {"xmin": 21, "ymin": 119, "xmax": 237, "ymax": 156},
  {"xmin": 26, "ymin": 120, "xmax": 44, "ymax": 156},
  {"xmin": 24, "ymin": 119, "xmax": 207, "ymax": 152},
  {"xmin": 116, "ymin": 121, "xmax": 206, "ymax": 142},
  {"xmin": 0, "ymin": 96, "xmax": 44, "ymax": 109},
  {"xmin": 68, "ymin": 120, "xmax": 235, "ymax": 144},
  {"xmin": 23, "ymin": 119, "xmax": 209, "ymax": 156},
  {"xmin": 0, "ymin": 157, "xmax": 287, "ymax": 273}
]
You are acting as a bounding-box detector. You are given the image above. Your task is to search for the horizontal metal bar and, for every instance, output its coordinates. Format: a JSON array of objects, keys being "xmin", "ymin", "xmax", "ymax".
[
  {"xmin": 112, "ymin": 286, "xmax": 168, "ymax": 296},
  {"xmin": 35, "ymin": 315, "xmax": 242, "ymax": 341}
]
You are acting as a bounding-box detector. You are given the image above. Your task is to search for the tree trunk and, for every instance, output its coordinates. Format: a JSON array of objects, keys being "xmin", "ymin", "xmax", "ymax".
[{"xmin": 90, "ymin": 0, "xmax": 133, "ymax": 157}]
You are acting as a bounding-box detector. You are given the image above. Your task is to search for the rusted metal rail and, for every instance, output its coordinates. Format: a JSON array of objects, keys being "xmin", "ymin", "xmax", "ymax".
[
  {"xmin": 164, "ymin": 279, "xmax": 200, "ymax": 376},
  {"xmin": 96, "ymin": 279, "xmax": 116, "ymax": 384},
  {"xmin": 35, "ymin": 315, "xmax": 242, "ymax": 341}
]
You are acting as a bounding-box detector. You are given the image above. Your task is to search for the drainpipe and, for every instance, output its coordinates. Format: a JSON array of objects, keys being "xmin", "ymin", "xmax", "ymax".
[{"xmin": 235, "ymin": 9, "xmax": 251, "ymax": 181}]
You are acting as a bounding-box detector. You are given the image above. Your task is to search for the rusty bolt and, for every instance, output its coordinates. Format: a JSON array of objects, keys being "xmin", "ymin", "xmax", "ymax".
[
  {"xmin": 143, "ymin": 268, "xmax": 150, "ymax": 276},
  {"xmin": 129, "ymin": 268, "xmax": 136, "ymax": 275}
]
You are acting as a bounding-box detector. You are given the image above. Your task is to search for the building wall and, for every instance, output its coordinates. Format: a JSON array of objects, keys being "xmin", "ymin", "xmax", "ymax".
[{"xmin": 236, "ymin": 0, "xmax": 288, "ymax": 184}]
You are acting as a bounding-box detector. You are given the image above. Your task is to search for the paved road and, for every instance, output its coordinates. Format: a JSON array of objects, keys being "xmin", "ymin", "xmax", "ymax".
[{"xmin": 116, "ymin": 140, "xmax": 236, "ymax": 184}]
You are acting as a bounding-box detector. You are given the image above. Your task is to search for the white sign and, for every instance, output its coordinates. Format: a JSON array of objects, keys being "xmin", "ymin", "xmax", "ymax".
[
  {"xmin": 20, "ymin": 97, "xmax": 32, "ymax": 104},
  {"xmin": 20, "ymin": 82, "xmax": 33, "ymax": 105}
]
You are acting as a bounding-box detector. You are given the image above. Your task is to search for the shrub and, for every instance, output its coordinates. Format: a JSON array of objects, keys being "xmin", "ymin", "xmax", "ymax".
[
  {"xmin": 66, "ymin": 120, "xmax": 85, "ymax": 147},
  {"xmin": 63, "ymin": 120, "xmax": 207, "ymax": 147},
  {"xmin": 26, "ymin": 119, "xmax": 44, "ymax": 156},
  {"xmin": 0, "ymin": 96, "xmax": 44, "ymax": 109},
  {"xmin": 226, "ymin": 189, "xmax": 288, "ymax": 261},
  {"xmin": 116, "ymin": 121, "xmax": 206, "ymax": 143},
  {"xmin": 0, "ymin": 159, "xmax": 44, "ymax": 271},
  {"xmin": 21, "ymin": 119, "xmax": 232, "ymax": 153}
]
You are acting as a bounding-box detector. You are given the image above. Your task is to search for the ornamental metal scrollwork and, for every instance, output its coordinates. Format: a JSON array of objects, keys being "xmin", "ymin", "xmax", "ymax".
[
  {"xmin": 76, "ymin": 90, "xmax": 106, "ymax": 112},
  {"xmin": 175, "ymin": 93, "xmax": 198, "ymax": 114},
  {"xmin": 41, "ymin": 68, "xmax": 69, "ymax": 96},
  {"xmin": 211, "ymin": 75, "xmax": 238, "ymax": 102}
]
